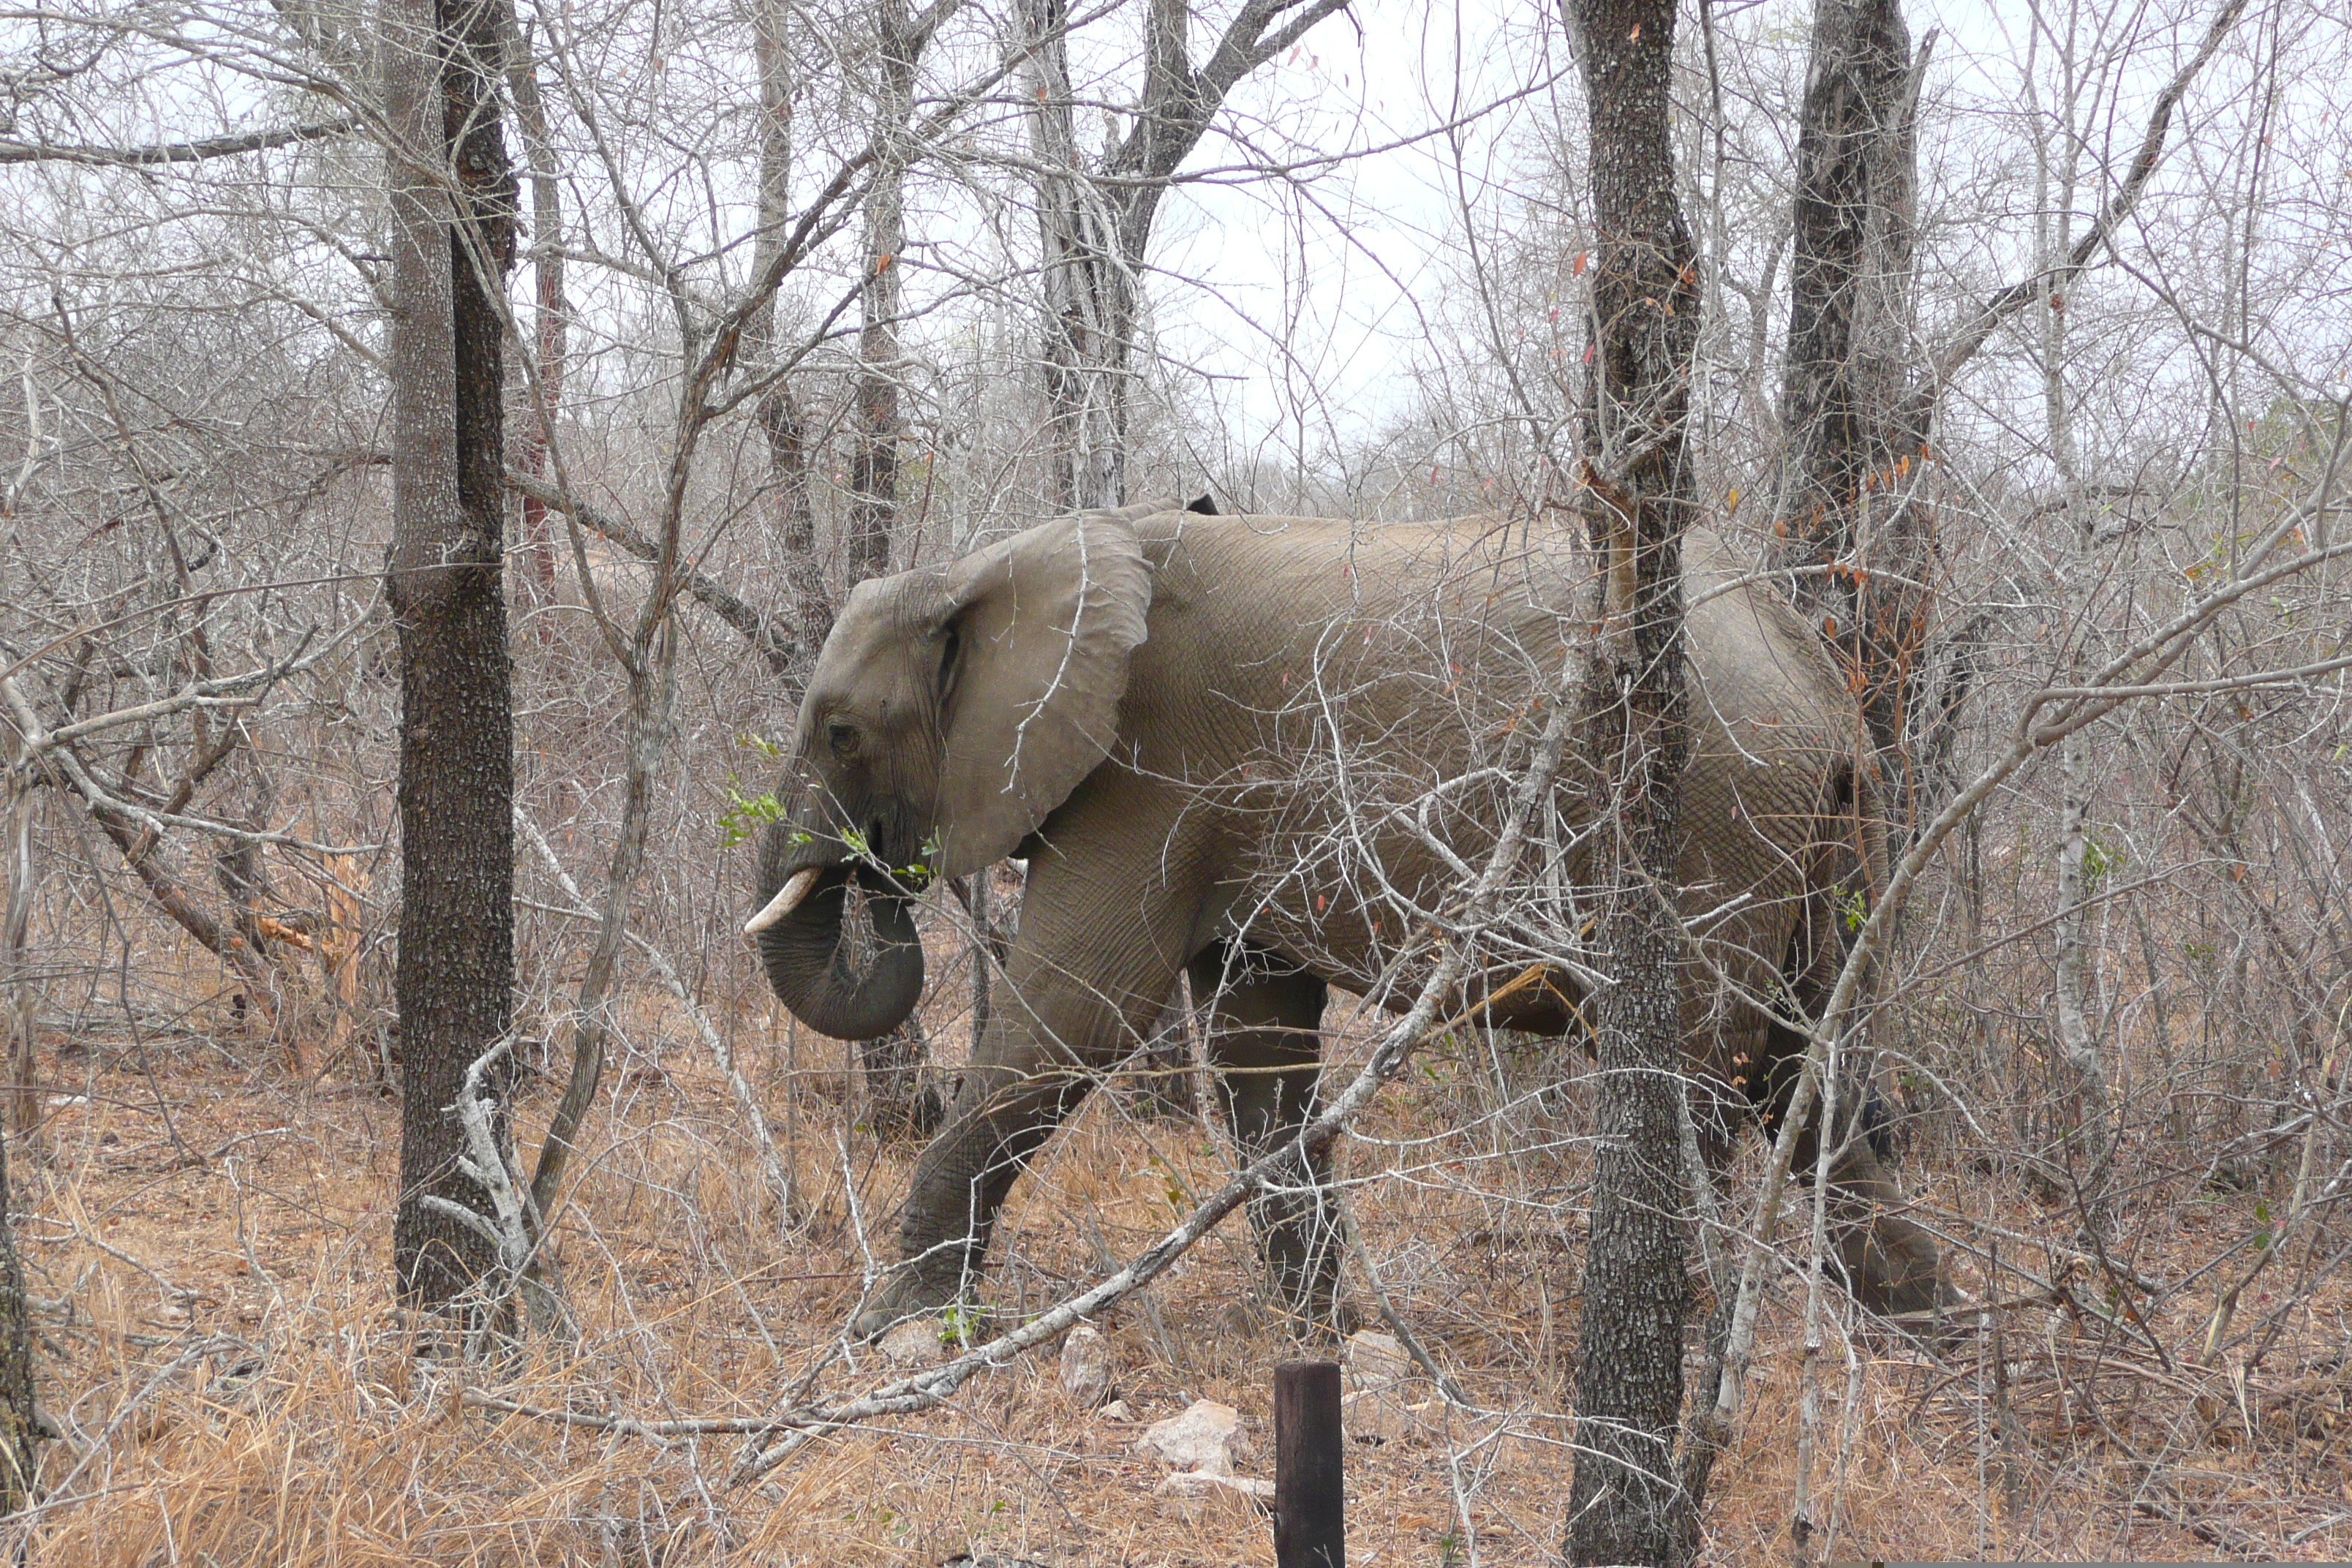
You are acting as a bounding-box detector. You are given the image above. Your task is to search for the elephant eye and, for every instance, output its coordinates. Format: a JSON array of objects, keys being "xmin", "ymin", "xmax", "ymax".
[
  {"xmin": 937, "ymin": 624, "xmax": 962, "ymax": 704},
  {"xmin": 826, "ymin": 720, "xmax": 859, "ymax": 757}
]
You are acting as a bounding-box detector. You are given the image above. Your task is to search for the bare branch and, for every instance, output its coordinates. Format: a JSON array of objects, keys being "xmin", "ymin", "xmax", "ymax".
[{"xmin": 0, "ymin": 118, "xmax": 355, "ymax": 167}]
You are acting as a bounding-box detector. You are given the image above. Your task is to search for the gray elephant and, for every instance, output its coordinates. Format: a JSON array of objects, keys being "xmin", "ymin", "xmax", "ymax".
[{"xmin": 745, "ymin": 500, "xmax": 1953, "ymax": 1338}]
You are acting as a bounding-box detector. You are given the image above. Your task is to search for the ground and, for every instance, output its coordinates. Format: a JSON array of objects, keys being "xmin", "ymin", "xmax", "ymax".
[{"xmin": 6, "ymin": 992, "xmax": 2349, "ymax": 1564}]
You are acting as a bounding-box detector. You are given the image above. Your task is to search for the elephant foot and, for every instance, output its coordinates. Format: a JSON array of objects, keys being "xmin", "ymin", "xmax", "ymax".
[{"xmin": 850, "ymin": 1266, "xmax": 965, "ymax": 1343}]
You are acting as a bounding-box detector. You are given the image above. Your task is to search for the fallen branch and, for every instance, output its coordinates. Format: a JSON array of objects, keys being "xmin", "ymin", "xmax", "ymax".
[{"xmin": 416, "ymin": 1036, "xmax": 569, "ymax": 1338}]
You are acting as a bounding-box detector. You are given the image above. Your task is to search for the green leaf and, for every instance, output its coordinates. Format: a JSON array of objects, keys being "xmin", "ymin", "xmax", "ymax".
[{"xmin": 715, "ymin": 778, "xmax": 787, "ymax": 847}]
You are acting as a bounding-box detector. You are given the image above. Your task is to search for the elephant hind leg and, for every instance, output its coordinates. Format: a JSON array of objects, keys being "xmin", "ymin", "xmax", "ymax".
[
  {"xmin": 1191, "ymin": 943, "xmax": 1344, "ymax": 1334},
  {"xmin": 1748, "ymin": 865, "xmax": 1956, "ymax": 1331},
  {"xmin": 1755, "ymin": 1016, "xmax": 1953, "ymax": 1330}
]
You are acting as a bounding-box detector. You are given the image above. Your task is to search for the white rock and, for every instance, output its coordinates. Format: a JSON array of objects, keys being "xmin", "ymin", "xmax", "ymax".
[
  {"xmin": 1059, "ymin": 1324, "xmax": 1114, "ymax": 1409},
  {"xmin": 1345, "ymin": 1329, "xmax": 1413, "ymax": 1390},
  {"xmin": 1343, "ymin": 1387, "xmax": 1429, "ymax": 1445},
  {"xmin": 1135, "ymin": 1398, "xmax": 1251, "ymax": 1477},
  {"xmin": 1344, "ymin": 1329, "xmax": 1425, "ymax": 1444},
  {"xmin": 1098, "ymin": 1398, "xmax": 1133, "ymax": 1422},
  {"xmin": 877, "ymin": 1316, "xmax": 938, "ymax": 1365},
  {"xmin": 1155, "ymin": 1470, "xmax": 1275, "ymax": 1503}
]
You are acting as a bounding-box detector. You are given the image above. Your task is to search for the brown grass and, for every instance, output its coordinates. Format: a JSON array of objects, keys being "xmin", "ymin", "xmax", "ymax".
[{"xmin": 6, "ymin": 992, "xmax": 2349, "ymax": 1566}]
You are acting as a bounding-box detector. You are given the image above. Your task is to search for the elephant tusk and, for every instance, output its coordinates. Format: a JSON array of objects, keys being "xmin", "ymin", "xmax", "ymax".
[{"xmin": 743, "ymin": 866, "xmax": 821, "ymax": 936}]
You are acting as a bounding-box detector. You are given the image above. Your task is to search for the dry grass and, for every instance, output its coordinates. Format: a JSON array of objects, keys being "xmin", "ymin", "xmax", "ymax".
[{"xmin": 5, "ymin": 984, "xmax": 2349, "ymax": 1566}]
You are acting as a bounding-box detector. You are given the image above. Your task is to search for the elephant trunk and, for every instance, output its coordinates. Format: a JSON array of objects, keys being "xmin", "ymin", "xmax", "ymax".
[{"xmin": 751, "ymin": 821, "xmax": 924, "ymax": 1042}]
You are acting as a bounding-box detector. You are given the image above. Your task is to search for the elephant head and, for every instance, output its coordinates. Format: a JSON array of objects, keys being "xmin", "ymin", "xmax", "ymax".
[{"xmin": 743, "ymin": 508, "xmax": 1158, "ymax": 1038}]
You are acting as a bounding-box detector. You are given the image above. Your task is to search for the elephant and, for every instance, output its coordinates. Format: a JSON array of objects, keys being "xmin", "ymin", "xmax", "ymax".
[{"xmin": 745, "ymin": 498, "xmax": 1956, "ymax": 1340}]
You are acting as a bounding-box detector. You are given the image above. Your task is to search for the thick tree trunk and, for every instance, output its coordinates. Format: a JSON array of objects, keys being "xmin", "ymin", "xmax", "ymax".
[
  {"xmin": 1560, "ymin": 0, "xmax": 1702, "ymax": 1558},
  {"xmin": 384, "ymin": 0, "xmax": 520, "ymax": 1318},
  {"xmin": 1768, "ymin": 0, "xmax": 1934, "ymax": 802}
]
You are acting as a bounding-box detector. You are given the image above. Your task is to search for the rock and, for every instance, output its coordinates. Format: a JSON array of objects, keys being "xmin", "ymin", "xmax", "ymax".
[
  {"xmin": 1345, "ymin": 1329, "xmax": 1413, "ymax": 1389},
  {"xmin": 878, "ymin": 1316, "xmax": 939, "ymax": 1365},
  {"xmin": 1154, "ymin": 1469, "xmax": 1275, "ymax": 1505},
  {"xmin": 1343, "ymin": 1386, "xmax": 1429, "ymax": 1445},
  {"xmin": 1058, "ymin": 1325, "xmax": 1114, "ymax": 1409},
  {"xmin": 1135, "ymin": 1398, "xmax": 1251, "ymax": 1477},
  {"xmin": 1344, "ymin": 1328, "xmax": 1425, "ymax": 1444},
  {"xmin": 1098, "ymin": 1398, "xmax": 1133, "ymax": 1422}
]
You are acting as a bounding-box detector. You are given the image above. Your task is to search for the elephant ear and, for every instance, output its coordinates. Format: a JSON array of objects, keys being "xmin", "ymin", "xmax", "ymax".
[{"xmin": 930, "ymin": 512, "xmax": 1153, "ymax": 878}]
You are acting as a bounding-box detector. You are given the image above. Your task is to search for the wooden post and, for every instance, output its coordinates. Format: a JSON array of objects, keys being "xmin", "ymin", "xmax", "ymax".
[{"xmin": 1275, "ymin": 1359, "xmax": 1344, "ymax": 1568}]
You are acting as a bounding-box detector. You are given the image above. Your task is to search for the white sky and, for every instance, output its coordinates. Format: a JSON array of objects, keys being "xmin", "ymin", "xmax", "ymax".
[{"xmin": 1117, "ymin": 0, "xmax": 2349, "ymax": 462}]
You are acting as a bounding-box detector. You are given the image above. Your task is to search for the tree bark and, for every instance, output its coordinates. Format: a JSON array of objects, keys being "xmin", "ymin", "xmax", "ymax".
[
  {"xmin": 746, "ymin": 0, "xmax": 845, "ymax": 672},
  {"xmin": 4, "ymin": 780, "xmax": 36, "ymax": 1143},
  {"xmin": 0, "ymin": 1123, "xmax": 37, "ymax": 1511},
  {"xmin": 2032, "ymin": 36, "xmax": 2112, "ymax": 1217},
  {"xmin": 384, "ymin": 0, "xmax": 521, "ymax": 1318},
  {"xmin": 1767, "ymin": 0, "xmax": 1934, "ymax": 803},
  {"xmin": 1560, "ymin": 0, "xmax": 1702, "ymax": 1558},
  {"xmin": 849, "ymin": 0, "xmax": 915, "ymax": 580},
  {"xmin": 833, "ymin": 0, "xmax": 943, "ymax": 1138},
  {"xmin": 1021, "ymin": 0, "xmax": 1128, "ymax": 511},
  {"xmin": 504, "ymin": 11, "xmax": 565, "ymax": 611}
]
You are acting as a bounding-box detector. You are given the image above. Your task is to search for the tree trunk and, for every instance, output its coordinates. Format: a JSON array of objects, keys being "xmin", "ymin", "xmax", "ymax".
[
  {"xmin": 0, "ymin": 1124, "xmax": 37, "ymax": 1510},
  {"xmin": 1020, "ymin": 0, "xmax": 1128, "ymax": 512},
  {"xmin": 840, "ymin": 0, "xmax": 939, "ymax": 1139},
  {"xmin": 4, "ymin": 779, "xmax": 39, "ymax": 1137},
  {"xmin": 849, "ymin": 0, "xmax": 913, "ymax": 580},
  {"xmin": 505, "ymin": 12, "xmax": 565, "ymax": 611},
  {"xmin": 1767, "ymin": 0, "xmax": 1934, "ymax": 806},
  {"xmin": 384, "ymin": 0, "xmax": 521, "ymax": 1319},
  {"xmin": 1014, "ymin": 0, "xmax": 1349, "ymax": 514},
  {"xmin": 2032, "ymin": 34, "xmax": 2111, "ymax": 1216},
  {"xmin": 1560, "ymin": 0, "xmax": 1702, "ymax": 1557},
  {"xmin": 747, "ymin": 0, "xmax": 834, "ymax": 673}
]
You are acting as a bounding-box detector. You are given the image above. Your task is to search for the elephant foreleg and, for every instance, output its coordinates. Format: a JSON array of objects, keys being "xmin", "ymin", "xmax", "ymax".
[
  {"xmin": 858, "ymin": 1052, "xmax": 1096, "ymax": 1336},
  {"xmin": 1193, "ymin": 946, "xmax": 1345, "ymax": 1333}
]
